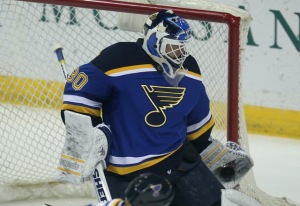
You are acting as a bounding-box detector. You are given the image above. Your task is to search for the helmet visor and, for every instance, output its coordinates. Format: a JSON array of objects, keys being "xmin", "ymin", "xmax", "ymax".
[{"xmin": 160, "ymin": 37, "xmax": 193, "ymax": 67}]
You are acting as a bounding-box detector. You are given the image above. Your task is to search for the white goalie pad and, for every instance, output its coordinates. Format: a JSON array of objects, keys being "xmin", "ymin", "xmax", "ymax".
[
  {"xmin": 221, "ymin": 189, "xmax": 261, "ymax": 206},
  {"xmin": 200, "ymin": 138, "xmax": 254, "ymax": 189},
  {"xmin": 56, "ymin": 111, "xmax": 110, "ymax": 184}
]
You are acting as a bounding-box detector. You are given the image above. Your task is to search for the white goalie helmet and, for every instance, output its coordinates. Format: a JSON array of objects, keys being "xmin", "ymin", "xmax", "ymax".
[{"xmin": 142, "ymin": 10, "xmax": 193, "ymax": 84}]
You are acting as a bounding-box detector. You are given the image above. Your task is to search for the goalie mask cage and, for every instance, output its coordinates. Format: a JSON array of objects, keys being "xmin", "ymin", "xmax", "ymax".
[{"xmin": 0, "ymin": 0, "xmax": 292, "ymax": 205}]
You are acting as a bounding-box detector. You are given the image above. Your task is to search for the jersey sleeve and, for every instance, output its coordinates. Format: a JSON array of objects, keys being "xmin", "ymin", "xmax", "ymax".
[
  {"xmin": 61, "ymin": 62, "xmax": 113, "ymax": 119},
  {"xmin": 186, "ymin": 84, "xmax": 214, "ymax": 142}
]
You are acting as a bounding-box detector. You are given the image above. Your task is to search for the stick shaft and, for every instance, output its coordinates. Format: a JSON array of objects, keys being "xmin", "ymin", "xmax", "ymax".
[
  {"xmin": 93, "ymin": 163, "xmax": 112, "ymax": 202},
  {"xmin": 54, "ymin": 48, "xmax": 69, "ymax": 80}
]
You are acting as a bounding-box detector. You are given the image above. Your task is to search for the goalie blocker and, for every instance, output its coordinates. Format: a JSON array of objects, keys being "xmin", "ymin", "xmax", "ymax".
[
  {"xmin": 56, "ymin": 111, "xmax": 111, "ymax": 184},
  {"xmin": 56, "ymin": 111, "xmax": 112, "ymax": 202}
]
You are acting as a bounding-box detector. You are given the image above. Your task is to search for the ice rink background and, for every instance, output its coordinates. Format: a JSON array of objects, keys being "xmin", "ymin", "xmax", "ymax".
[{"xmin": 1, "ymin": 134, "xmax": 299, "ymax": 206}]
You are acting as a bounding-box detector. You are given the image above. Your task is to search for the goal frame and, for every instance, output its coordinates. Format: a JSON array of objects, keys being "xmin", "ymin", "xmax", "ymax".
[{"xmin": 18, "ymin": 0, "xmax": 241, "ymax": 142}]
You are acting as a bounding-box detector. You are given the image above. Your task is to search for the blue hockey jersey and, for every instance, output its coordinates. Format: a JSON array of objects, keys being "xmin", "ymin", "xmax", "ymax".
[{"xmin": 61, "ymin": 40, "xmax": 214, "ymax": 176}]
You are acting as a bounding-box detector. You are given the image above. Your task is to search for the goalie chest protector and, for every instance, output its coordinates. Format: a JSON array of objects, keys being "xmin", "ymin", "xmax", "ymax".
[{"xmin": 62, "ymin": 41, "xmax": 213, "ymax": 175}]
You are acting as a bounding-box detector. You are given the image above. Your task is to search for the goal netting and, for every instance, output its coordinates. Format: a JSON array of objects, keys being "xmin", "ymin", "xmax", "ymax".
[{"xmin": 0, "ymin": 0, "xmax": 294, "ymax": 205}]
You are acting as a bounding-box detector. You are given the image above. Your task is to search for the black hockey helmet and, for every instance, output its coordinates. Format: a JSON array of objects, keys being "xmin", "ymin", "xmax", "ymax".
[{"xmin": 125, "ymin": 173, "xmax": 174, "ymax": 206}]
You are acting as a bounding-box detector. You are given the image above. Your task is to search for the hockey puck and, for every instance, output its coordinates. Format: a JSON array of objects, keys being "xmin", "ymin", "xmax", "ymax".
[{"xmin": 220, "ymin": 166, "xmax": 235, "ymax": 180}]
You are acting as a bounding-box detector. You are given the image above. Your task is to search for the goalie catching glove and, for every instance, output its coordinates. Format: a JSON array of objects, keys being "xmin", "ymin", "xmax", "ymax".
[
  {"xmin": 200, "ymin": 138, "xmax": 254, "ymax": 189},
  {"xmin": 56, "ymin": 111, "xmax": 111, "ymax": 184}
]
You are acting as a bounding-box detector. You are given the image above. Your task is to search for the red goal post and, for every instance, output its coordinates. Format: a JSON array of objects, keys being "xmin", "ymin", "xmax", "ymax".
[{"xmin": 0, "ymin": 0, "xmax": 292, "ymax": 205}]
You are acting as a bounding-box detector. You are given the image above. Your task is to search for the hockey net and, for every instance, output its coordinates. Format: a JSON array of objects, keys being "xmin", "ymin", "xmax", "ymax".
[{"xmin": 0, "ymin": 0, "xmax": 293, "ymax": 205}]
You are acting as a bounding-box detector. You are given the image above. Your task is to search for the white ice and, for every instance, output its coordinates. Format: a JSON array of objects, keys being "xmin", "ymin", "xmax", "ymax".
[{"xmin": 1, "ymin": 134, "xmax": 300, "ymax": 206}]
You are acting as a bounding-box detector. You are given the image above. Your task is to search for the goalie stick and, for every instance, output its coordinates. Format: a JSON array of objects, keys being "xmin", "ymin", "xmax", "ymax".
[
  {"xmin": 52, "ymin": 43, "xmax": 69, "ymax": 80},
  {"xmin": 52, "ymin": 44, "xmax": 112, "ymax": 202}
]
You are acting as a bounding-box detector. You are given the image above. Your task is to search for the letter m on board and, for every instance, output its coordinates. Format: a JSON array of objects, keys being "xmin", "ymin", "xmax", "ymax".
[{"xmin": 39, "ymin": 4, "xmax": 79, "ymax": 25}]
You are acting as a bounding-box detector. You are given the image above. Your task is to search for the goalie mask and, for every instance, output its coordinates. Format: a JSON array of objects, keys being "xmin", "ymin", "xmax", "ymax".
[
  {"xmin": 142, "ymin": 10, "xmax": 193, "ymax": 86},
  {"xmin": 125, "ymin": 173, "xmax": 174, "ymax": 206}
]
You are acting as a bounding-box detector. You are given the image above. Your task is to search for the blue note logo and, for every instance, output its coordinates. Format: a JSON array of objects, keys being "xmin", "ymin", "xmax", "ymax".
[{"xmin": 142, "ymin": 85, "xmax": 185, "ymax": 127}]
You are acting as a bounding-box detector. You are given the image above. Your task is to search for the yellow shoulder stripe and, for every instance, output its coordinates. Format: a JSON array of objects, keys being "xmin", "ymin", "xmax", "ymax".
[{"xmin": 105, "ymin": 64, "xmax": 154, "ymax": 75}]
